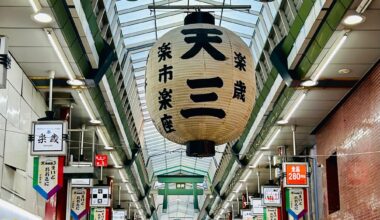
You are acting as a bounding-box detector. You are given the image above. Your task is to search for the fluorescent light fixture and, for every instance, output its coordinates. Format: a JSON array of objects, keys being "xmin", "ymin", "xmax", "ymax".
[
  {"xmin": 311, "ymin": 34, "xmax": 348, "ymax": 81},
  {"xmin": 234, "ymin": 183, "xmax": 243, "ymax": 192},
  {"xmin": 277, "ymin": 92, "xmax": 307, "ymax": 124},
  {"xmin": 262, "ymin": 128, "xmax": 281, "ymax": 149},
  {"xmin": 223, "ymin": 202, "xmax": 229, "ymax": 209},
  {"xmin": 78, "ymin": 91, "xmax": 96, "ymax": 120},
  {"xmin": 28, "ymin": 0, "xmax": 40, "ymax": 12},
  {"xmin": 241, "ymin": 170, "xmax": 252, "ymax": 182},
  {"xmin": 90, "ymin": 119, "xmax": 102, "ymax": 124},
  {"xmin": 229, "ymin": 193, "xmax": 236, "ymax": 202},
  {"xmin": 132, "ymin": 194, "xmax": 137, "ymax": 202},
  {"xmin": 126, "ymin": 184, "xmax": 132, "ymax": 193},
  {"xmin": 343, "ymin": 14, "xmax": 365, "ymax": 25},
  {"xmin": 33, "ymin": 12, "xmax": 53, "ymax": 23},
  {"xmin": 110, "ymin": 152, "xmax": 122, "ymax": 168},
  {"xmin": 252, "ymin": 153, "xmax": 264, "ymax": 168},
  {"xmin": 45, "ymin": 28, "xmax": 76, "ymax": 80},
  {"xmin": 67, "ymin": 79, "xmax": 85, "ymax": 86},
  {"xmin": 118, "ymin": 170, "xmax": 127, "ymax": 182},
  {"xmin": 300, "ymin": 80, "xmax": 318, "ymax": 87},
  {"xmin": 96, "ymin": 127, "xmax": 112, "ymax": 150}
]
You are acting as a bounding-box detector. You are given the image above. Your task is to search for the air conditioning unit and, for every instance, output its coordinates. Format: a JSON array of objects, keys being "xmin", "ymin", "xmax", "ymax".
[{"xmin": 0, "ymin": 36, "xmax": 9, "ymax": 88}]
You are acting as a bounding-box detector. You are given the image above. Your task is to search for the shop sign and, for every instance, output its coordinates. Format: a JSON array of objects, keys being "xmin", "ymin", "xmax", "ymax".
[
  {"xmin": 31, "ymin": 121, "xmax": 67, "ymax": 156},
  {"xmin": 95, "ymin": 155, "xmax": 108, "ymax": 167},
  {"xmin": 112, "ymin": 209, "xmax": 126, "ymax": 220},
  {"xmin": 90, "ymin": 186, "xmax": 111, "ymax": 207},
  {"xmin": 263, "ymin": 207, "xmax": 281, "ymax": 220},
  {"xmin": 250, "ymin": 197, "xmax": 264, "ymax": 215},
  {"xmin": 286, "ymin": 188, "xmax": 308, "ymax": 219},
  {"xmin": 262, "ymin": 186, "xmax": 281, "ymax": 206},
  {"xmin": 72, "ymin": 178, "xmax": 93, "ymax": 187},
  {"xmin": 33, "ymin": 156, "xmax": 64, "ymax": 200},
  {"xmin": 71, "ymin": 188, "xmax": 90, "ymax": 220},
  {"xmin": 241, "ymin": 210, "xmax": 253, "ymax": 220},
  {"xmin": 90, "ymin": 208, "xmax": 109, "ymax": 220},
  {"xmin": 283, "ymin": 162, "xmax": 309, "ymax": 187}
]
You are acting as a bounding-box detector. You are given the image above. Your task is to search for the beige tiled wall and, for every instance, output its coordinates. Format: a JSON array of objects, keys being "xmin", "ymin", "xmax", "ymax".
[{"xmin": 0, "ymin": 54, "xmax": 47, "ymax": 217}]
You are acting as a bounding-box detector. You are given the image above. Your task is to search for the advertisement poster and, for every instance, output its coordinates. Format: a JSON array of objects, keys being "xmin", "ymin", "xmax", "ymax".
[
  {"xmin": 33, "ymin": 156, "xmax": 64, "ymax": 200},
  {"xmin": 283, "ymin": 162, "xmax": 309, "ymax": 187},
  {"xmin": 90, "ymin": 208, "xmax": 109, "ymax": 220},
  {"xmin": 264, "ymin": 207, "xmax": 281, "ymax": 220}
]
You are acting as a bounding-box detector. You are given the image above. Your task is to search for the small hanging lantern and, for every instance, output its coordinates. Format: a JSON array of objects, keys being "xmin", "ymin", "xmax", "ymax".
[{"xmin": 145, "ymin": 12, "xmax": 256, "ymax": 157}]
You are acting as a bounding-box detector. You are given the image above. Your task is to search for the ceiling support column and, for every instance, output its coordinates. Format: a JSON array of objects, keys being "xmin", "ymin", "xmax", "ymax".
[
  {"xmin": 193, "ymin": 183, "xmax": 199, "ymax": 211},
  {"xmin": 163, "ymin": 183, "xmax": 169, "ymax": 213}
]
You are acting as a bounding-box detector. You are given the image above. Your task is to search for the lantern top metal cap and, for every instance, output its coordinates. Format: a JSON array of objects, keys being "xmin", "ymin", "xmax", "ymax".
[{"xmin": 184, "ymin": 12, "xmax": 215, "ymax": 25}]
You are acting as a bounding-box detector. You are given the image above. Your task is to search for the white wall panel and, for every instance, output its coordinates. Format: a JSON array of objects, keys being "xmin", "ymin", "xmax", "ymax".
[
  {"xmin": 6, "ymin": 55, "xmax": 22, "ymax": 94},
  {"xmin": 6, "ymin": 85, "xmax": 20, "ymax": 128},
  {"xmin": 4, "ymin": 130, "xmax": 28, "ymax": 171},
  {"xmin": 21, "ymin": 74, "xmax": 33, "ymax": 107}
]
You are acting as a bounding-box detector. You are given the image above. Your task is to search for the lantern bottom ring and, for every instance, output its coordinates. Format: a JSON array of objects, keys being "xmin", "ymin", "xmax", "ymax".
[{"xmin": 186, "ymin": 140, "xmax": 215, "ymax": 157}]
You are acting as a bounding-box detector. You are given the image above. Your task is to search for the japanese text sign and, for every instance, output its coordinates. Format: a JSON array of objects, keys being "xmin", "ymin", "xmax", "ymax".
[
  {"xmin": 283, "ymin": 162, "xmax": 309, "ymax": 187},
  {"xmin": 71, "ymin": 188, "xmax": 90, "ymax": 220},
  {"xmin": 95, "ymin": 155, "xmax": 108, "ymax": 167},
  {"xmin": 264, "ymin": 207, "xmax": 281, "ymax": 220},
  {"xmin": 286, "ymin": 188, "xmax": 308, "ymax": 219},
  {"xmin": 112, "ymin": 210, "xmax": 126, "ymax": 220},
  {"xmin": 242, "ymin": 210, "xmax": 254, "ymax": 220},
  {"xmin": 262, "ymin": 186, "xmax": 281, "ymax": 206},
  {"xmin": 90, "ymin": 187, "xmax": 111, "ymax": 207},
  {"xmin": 250, "ymin": 197, "xmax": 264, "ymax": 215},
  {"xmin": 31, "ymin": 121, "xmax": 67, "ymax": 155},
  {"xmin": 90, "ymin": 208, "xmax": 109, "ymax": 220},
  {"xmin": 33, "ymin": 156, "xmax": 64, "ymax": 200}
]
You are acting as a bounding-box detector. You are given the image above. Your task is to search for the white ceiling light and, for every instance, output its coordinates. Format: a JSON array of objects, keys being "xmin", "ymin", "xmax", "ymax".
[
  {"xmin": 33, "ymin": 12, "xmax": 53, "ymax": 23},
  {"xmin": 67, "ymin": 79, "xmax": 85, "ymax": 86},
  {"xmin": 262, "ymin": 128, "xmax": 281, "ymax": 149},
  {"xmin": 311, "ymin": 33, "xmax": 348, "ymax": 82},
  {"xmin": 252, "ymin": 153, "xmax": 264, "ymax": 168},
  {"xmin": 277, "ymin": 92, "xmax": 307, "ymax": 124},
  {"xmin": 96, "ymin": 127, "xmax": 113, "ymax": 150},
  {"xmin": 28, "ymin": 0, "xmax": 40, "ymax": 12},
  {"xmin": 89, "ymin": 119, "xmax": 102, "ymax": 124},
  {"xmin": 300, "ymin": 80, "xmax": 318, "ymax": 87},
  {"xmin": 118, "ymin": 170, "xmax": 128, "ymax": 183},
  {"xmin": 229, "ymin": 193, "xmax": 236, "ymax": 202},
  {"xmin": 45, "ymin": 28, "xmax": 76, "ymax": 80},
  {"xmin": 241, "ymin": 170, "xmax": 252, "ymax": 182},
  {"xmin": 343, "ymin": 14, "xmax": 365, "ymax": 25},
  {"xmin": 338, "ymin": 68, "xmax": 351, "ymax": 74},
  {"xmin": 110, "ymin": 152, "xmax": 122, "ymax": 168},
  {"xmin": 234, "ymin": 183, "xmax": 243, "ymax": 192}
]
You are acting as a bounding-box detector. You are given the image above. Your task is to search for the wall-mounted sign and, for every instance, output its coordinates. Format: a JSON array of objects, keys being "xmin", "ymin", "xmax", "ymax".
[
  {"xmin": 90, "ymin": 186, "xmax": 111, "ymax": 207},
  {"xmin": 71, "ymin": 188, "xmax": 90, "ymax": 220},
  {"xmin": 145, "ymin": 12, "xmax": 256, "ymax": 157},
  {"xmin": 262, "ymin": 186, "xmax": 281, "ymax": 206},
  {"xmin": 264, "ymin": 207, "xmax": 281, "ymax": 220},
  {"xmin": 72, "ymin": 178, "xmax": 93, "ymax": 188},
  {"xmin": 90, "ymin": 208, "xmax": 109, "ymax": 220},
  {"xmin": 250, "ymin": 197, "xmax": 264, "ymax": 215},
  {"xmin": 95, "ymin": 155, "xmax": 108, "ymax": 167},
  {"xmin": 286, "ymin": 188, "xmax": 308, "ymax": 219},
  {"xmin": 31, "ymin": 121, "xmax": 67, "ymax": 156},
  {"xmin": 112, "ymin": 209, "xmax": 126, "ymax": 220},
  {"xmin": 33, "ymin": 156, "xmax": 64, "ymax": 200},
  {"xmin": 0, "ymin": 36, "xmax": 9, "ymax": 89},
  {"xmin": 283, "ymin": 162, "xmax": 309, "ymax": 187},
  {"xmin": 241, "ymin": 210, "xmax": 254, "ymax": 220}
]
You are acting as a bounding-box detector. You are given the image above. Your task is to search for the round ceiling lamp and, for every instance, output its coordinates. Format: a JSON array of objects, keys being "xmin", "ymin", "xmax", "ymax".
[
  {"xmin": 145, "ymin": 12, "xmax": 256, "ymax": 157},
  {"xmin": 32, "ymin": 12, "xmax": 53, "ymax": 23},
  {"xmin": 343, "ymin": 14, "xmax": 365, "ymax": 26}
]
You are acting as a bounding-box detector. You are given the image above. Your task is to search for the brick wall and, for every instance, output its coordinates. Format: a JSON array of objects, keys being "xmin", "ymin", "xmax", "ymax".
[{"xmin": 315, "ymin": 62, "xmax": 380, "ymax": 220}]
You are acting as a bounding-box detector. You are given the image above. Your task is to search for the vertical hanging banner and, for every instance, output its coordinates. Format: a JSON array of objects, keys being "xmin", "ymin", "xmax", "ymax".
[
  {"xmin": 31, "ymin": 121, "xmax": 67, "ymax": 156},
  {"xmin": 33, "ymin": 156, "xmax": 64, "ymax": 200},
  {"xmin": 286, "ymin": 188, "xmax": 308, "ymax": 220},
  {"xmin": 90, "ymin": 208, "xmax": 110, "ymax": 220},
  {"xmin": 263, "ymin": 207, "xmax": 281, "ymax": 220},
  {"xmin": 71, "ymin": 188, "xmax": 90, "ymax": 220}
]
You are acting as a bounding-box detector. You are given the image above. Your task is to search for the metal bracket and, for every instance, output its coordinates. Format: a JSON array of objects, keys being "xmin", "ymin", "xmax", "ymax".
[{"xmin": 0, "ymin": 54, "xmax": 10, "ymax": 69}]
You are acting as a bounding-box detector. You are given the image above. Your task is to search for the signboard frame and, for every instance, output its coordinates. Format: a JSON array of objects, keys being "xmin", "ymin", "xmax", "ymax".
[
  {"xmin": 261, "ymin": 186, "xmax": 282, "ymax": 207},
  {"xmin": 90, "ymin": 186, "xmax": 112, "ymax": 207},
  {"xmin": 72, "ymin": 178, "xmax": 93, "ymax": 188},
  {"xmin": 31, "ymin": 121, "xmax": 68, "ymax": 156},
  {"xmin": 95, "ymin": 154, "xmax": 108, "ymax": 167},
  {"xmin": 250, "ymin": 197, "xmax": 264, "ymax": 215},
  {"xmin": 283, "ymin": 162, "xmax": 309, "ymax": 188}
]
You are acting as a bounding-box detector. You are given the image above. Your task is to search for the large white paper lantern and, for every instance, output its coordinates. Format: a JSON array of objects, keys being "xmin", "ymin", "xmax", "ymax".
[{"xmin": 145, "ymin": 12, "xmax": 256, "ymax": 157}]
